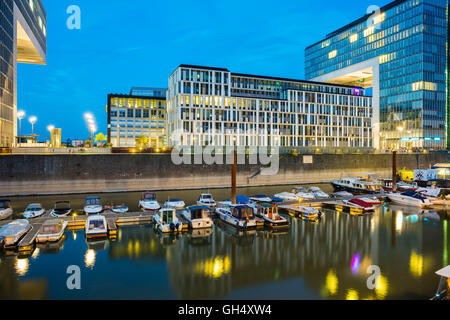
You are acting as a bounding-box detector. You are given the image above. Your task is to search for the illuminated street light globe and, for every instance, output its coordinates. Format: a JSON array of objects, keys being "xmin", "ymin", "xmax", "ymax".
[
  {"xmin": 17, "ymin": 110, "xmax": 26, "ymax": 120},
  {"xmin": 29, "ymin": 116, "xmax": 37, "ymax": 124},
  {"xmin": 47, "ymin": 125, "xmax": 55, "ymax": 132}
]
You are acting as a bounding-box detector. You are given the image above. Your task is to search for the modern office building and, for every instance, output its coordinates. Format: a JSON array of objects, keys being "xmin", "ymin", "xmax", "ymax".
[
  {"xmin": 107, "ymin": 87, "xmax": 167, "ymax": 148},
  {"xmin": 166, "ymin": 65, "xmax": 372, "ymax": 149},
  {"xmin": 0, "ymin": 0, "xmax": 47, "ymax": 148},
  {"xmin": 305, "ymin": 0, "xmax": 448, "ymax": 150}
]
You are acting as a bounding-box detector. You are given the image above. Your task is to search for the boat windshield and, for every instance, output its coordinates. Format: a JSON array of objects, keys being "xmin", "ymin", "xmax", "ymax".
[
  {"xmin": 27, "ymin": 205, "xmax": 42, "ymax": 211},
  {"xmin": 201, "ymin": 194, "xmax": 212, "ymax": 199},
  {"xmin": 144, "ymin": 193, "xmax": 156, "ymax": 200},
  {"xmin": 0, "ymin": 201, "xmax": 10, "ymax": 209},
  {"xmin": 162, "ymin": 210, "xmax": 174, "ymax": 224},
  {"xmin": 89, "ymin": 219, "xmax": 105, "ymax": 230},
  {"xmin": 191, "ymin": 208, "xmax": 207, "ymax": 219},
  {"xmin": 232, "ymin": 207, "xmax": 254, "ymax": 220},
  {"xmin": 86, "ymin": 198, "xmax": 101, "ymax": 206},
  {"xmin": 41, "ymin": 224, "xmax": 61, "ymax": 234}
]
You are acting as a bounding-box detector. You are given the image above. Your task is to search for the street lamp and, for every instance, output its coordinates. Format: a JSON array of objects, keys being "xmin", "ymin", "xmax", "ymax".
[
  {"xmin": 17, "ymin": 110, "xmax": 26, "ymax": 143},
  {"xmin": 29, "ymin": 116, "xmax": 37, "ymax": 136}
]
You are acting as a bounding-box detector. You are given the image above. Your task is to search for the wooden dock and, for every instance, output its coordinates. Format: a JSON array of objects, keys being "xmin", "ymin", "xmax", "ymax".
[
  {"xmin": 106, "ymin": 218, "xmax": 117, "ymax": 239},
  {"xmin": 17, "ymin": 223, "xmax": 42, "ymax": 253}
]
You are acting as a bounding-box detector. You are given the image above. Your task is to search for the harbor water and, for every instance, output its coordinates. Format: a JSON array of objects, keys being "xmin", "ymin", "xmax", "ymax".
[{"xmin": 0, "ymin": 184, "xmax": 449, "ymax": 300}]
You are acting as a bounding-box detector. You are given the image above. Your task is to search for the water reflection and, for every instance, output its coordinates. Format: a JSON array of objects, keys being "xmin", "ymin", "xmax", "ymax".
[{"xmin": 0, "ymin": 200, "xmax": 448, "ymax": 300}]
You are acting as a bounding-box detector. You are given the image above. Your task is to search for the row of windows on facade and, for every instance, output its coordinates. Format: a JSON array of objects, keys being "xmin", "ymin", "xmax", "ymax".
[
  {"xmin": 110, "ymin": 109, "xmax": 165, "ymax": 118},
  {"xmin": 180, "ymin": 69, "xmax": 229, "ymax": 84},
  {"xmin": 109, "ymin": 98, "xmax": 165, "ymax": 109}
]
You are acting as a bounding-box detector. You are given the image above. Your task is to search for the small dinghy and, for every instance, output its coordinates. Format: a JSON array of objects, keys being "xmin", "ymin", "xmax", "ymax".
[
  {"xmin": 253, "ymin": 202, "xmax": 288, "ymax": 229},
  {"xmin": 85, "ymin": 215, "xmax": 108, "ymax": 239},
  {"xmin": 111, "ymin": 204, "xmax": 129, "ymax": 214},
  {"xmin": 0, "ymin": 200, "xmax": 13, "ymax": 220},
  {"xmin": 298, "ymin": 207, "xmax": 323, "ymax": 222},
  {"xmin": 139, "ymin": 192, "xmax": 161, "ymax": 212},
  {"xmin": 153, "ymin": 207, "xmax": 183, "ymax": 233},
  {"xmin": 0, "ymin": 219, "xmax": 31, "ymax": 247},
  {"xmin": 84, "ymin": 197, "xmax": 103, "ymax": 215},
  {"xmin": 197, "ymin": 194, "xmax": 217, "ymax": 208},
  {"xmin": 50, "ymin": 201, "xmax": 72, "ymax": 218},
  {"xmin": 23, "ymin": 203, "xmax": 46, "ymax": 219},
  {"xmin": 164, "ymin": 199, "xmax": 185, "ymax": 210},
  {"xmin": 36, "ymin": 219, "xmax": 68, "ymax": 243},
  {"xmin": 180, "ymin": 206, "xmax": 213, "ymax": 229}
]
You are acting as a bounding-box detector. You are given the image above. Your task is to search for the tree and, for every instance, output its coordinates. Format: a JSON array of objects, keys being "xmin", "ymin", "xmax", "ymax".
[
  {"xmin": 136, "ymin": 136, "xmax": 149, "ymax": 149},
  {"xmin": 94, "ymin": 133, "xmax": 107, "ymax": 146},
  {"xmin": 84, "ymin": 140, "xmax": 92, "ymax": 148}
]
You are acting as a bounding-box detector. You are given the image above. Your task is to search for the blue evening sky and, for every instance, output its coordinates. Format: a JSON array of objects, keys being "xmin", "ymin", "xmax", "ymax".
[{"xmin": 18, "ymin": 0, "xmax": 391, "ymax": 141}]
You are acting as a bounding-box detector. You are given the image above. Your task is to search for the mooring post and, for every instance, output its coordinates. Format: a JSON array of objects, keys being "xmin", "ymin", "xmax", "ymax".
[{"xmin": 392, "ymin": 151, "xmax": 397, "ymax": 192}]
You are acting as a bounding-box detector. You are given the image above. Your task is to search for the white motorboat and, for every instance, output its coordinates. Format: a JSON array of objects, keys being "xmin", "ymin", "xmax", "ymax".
[
  {"xmin": 274, "ymin": 192, "xmax": 299, "ymax": 201},
  {"xmin": 197, "ymin": 194, "xmax": 217, "ymax": 208},
  {"xmin": 307, "ymin": 187, "xmax": 330, "ymax": 199},
  {"xmin": 36, "ymin": 219, "xmax": 68, "ymax": 243},
  {"xmin": 332, "ymin": 191, "xmax": 354, "ymax": 198},
  {"xmin": 0, "ymin": 219, "xmax": 31, "ymax": 247},
  {"xmin": 332, "ymin": 174, "xmax": 382, "ymax": 194},
  {"xmin": 179, "ymin": 206, "xmax": 213, "ymax": 229},
  {"xmin": 153, "ymin": 207, "xmax": 183, "ymax": 233},
  {"xmin": 50, "ymin": 201, "xmax": 72, "ymax": 217},
  {"xmin": 387, "ymin": 191, "xmax": 433, "ymax": 208},
  {"xmin": 291, "ymin": 187, "xmax": 315, "ymax": 200},
  {"xmin": 382, "ymin": 179, "xmax": 418, "ymax": 192},
  {"xmin": 84, "ymin": 197, "xmax": 103, "ymax": 215},
  {"xmin": 359, "ymin": 197, "xmax": 383, "ymax": 206},
  {"xmin": 250, "ymin": 195, "xmax": 273, "ymax": 203},
  {"xmin": 111, "ymin": 204, "xmax": 129, "ymax": 214},
  {"xmin": 139, "ymin": 192, "xmax": 161, "ymax": 212},
  {"xmin": 23, "ymin": 203, "xmax": 46, "ymax": 219},
  {"xmin": 85, "ymin": 215, "xmax": 108, "ymax": 239},
  {"xmin": 417, "ymin": 188, "xmax": 450, "ymax": 206},
  {"xmin": 297, "ymin": 207, "xmax": 323, "ymax": 222},
  {"xmin": 216, "ymin": 204, "xmax": 257, "ymax": 229},
  {"xmin": 252, "ymin": 202, "xmax": 288, "ymax": 229},
  {"xmin": 164, "ymin": 198, "xmax": 185, "ymax": 210},
  {"xmin": 0, "ymin": 200, "xmax": 13, "ymax": 220}
]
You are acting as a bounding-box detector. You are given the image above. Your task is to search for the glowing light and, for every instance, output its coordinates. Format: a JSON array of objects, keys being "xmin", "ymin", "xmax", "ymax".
[
  {"xmin": 373, "ymin": 13, "xmax": 385, "ymax": 24},
  {"xmin": 194, "ymin": 256, "xmax": 231, "ymax": 279},
  {"xmin": 346, "ymin": 289, "xmax": 359, "ymax": 300},
  {"xmin": 17, "ymin": 110, "xmax": 26, "ymax": 120},
  {"xmin": 47, "ymin": 125, "xmax": 55, "ymax": 133},
  {"xmin": 395, "ymin": 211, "xmax": 403, "ymax": 233},
  {"xmin": 375, "ymin": 275, "xmax": 389, "ymax": 299},
  {"xmin": 328, "ymin": 50, "xmax": 337, "ymax": 59},
  {"xmin": 15, "ymin": 258, "xmax": 29, "ymax": 276},
  {"xmin": 31, "ymin": 248, "xmax": 40, "ymax": 259},
  {"xmin": 409, "ymin": 250, "xmax": 424, "ymax": 278},
  {"xmin": 84, "ymin": 249, "xmax": 96, "ymax": 268},
  {"xmin": 325, "ymin": 269, "xmax": 338, "ymax": 296},
  {"xmin": 349, "ymin": 34, "xmax": 358, "ymax": 43},
  {"xmin": 72, "ymin": 231, "xmax": 77, "ymax": 240},
  {"xmin": 28, "ymin": 116, "xmax": 37, "ymax": 125},
  {"xmin": 351, "ymin": 253, "xmax": 361, "ymax": 275}
]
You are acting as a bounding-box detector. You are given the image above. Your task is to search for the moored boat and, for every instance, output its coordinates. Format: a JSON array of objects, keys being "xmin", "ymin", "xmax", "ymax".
[
  {"xmin": 307, "ymin": 187, "xmax": 330, "ymax": 199},
  {"xmin": 291, "ymin": 187, "xmax": 315, "ymax": 200},
  {"xmin": 164, "ymin": 198, "xmax": 185, "ymax": 210},
  {"xmin": 252, "ymin": 202, "xmax": 288, "ymax": 229},
  {"xmin": 0, "ymin": 200, "xmax": 13, "ymax": 221},
  {"xmin": 297, "ymin": 206, "xmax": 323, "ymax": 222},
  {"xmin": 139, "ymin": 192, "xmax": 161, "ymax": 212},
  {"xmin": 85, "ymin": 215, "xmax": 108, "ymax": 239},
  {"xmin": 111, "ymin": 204, "xmax": 129, "ymax": 214},
  {"xmin": 387, "ymin": 191, "xmax": 433, "ymax": 208},
  {"xmin": 179, "ymin": 206, "xmax": 213, "ymax": 229},
  {"xmin": 343, "ymin": 198, "xmax": 377, "ymax": 211},
  {"xmin": 216, "ymin": 204, "xmax": 257, "ymax": 229},
  {"xmin": 153, "ymin": 207, "xmax": 183, "ymax": 233},
  {"xmin": 197, "ymin": 194, "xmax": 217, "ymax": 208},
  {"xmin": 332, "ymin": 191, "xmax": 354, "ymax": 198},
  {"xmin": 36, "ymin": 219, "xmax": 68, "ymax": 243},
  {"xmin": 0, "ymin": 219, "xmax": 31, "ymax": 247},
  {"xmin": 23, "ymin": 203, "xmax": 46, "ymax": 219},
  {"xmin": 274, "ymin": 192, "xmax": 299, "ymax": 201},
  {"xmin": 84, "ymin": 197, "xmax": 103, "ymax": 215},
  {"xmin": 332, "ymin": 174, "xmax": 382, "ymax": 194},
  {"xmin": 50, "ymin": 201, "xmax": 72, "ymax": 218},
  {"xmin": 250, "ymin": 195, "xmax": 273, "ymax": 203},
  {"xmin": 219, "ymin": 195, "xmax": 250, "ymax": 206}
]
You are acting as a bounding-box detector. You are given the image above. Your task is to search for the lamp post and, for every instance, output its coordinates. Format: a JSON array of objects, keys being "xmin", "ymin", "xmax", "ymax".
[
  {"xmin": 17, "ymin": 110, "xmax": 25, "ymax": 144},
  {"xmin": 47, "ymin": 125, "xmax": 54, "ymax": 146},
  {"xmin": 29, "ymin": 116, "xmax": 37, "ymax": 136}
]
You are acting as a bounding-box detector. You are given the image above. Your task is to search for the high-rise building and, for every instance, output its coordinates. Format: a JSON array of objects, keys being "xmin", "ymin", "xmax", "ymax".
[
  {"xmin": 107, "ymin": 88, "xmax": 167, "ymax": 148},
  {"xmin": 167, "ymin": 65, "xmax": 372, "ymax": 149},
  {"xmin": 305, "ymin": 0, "xmax": 448, "ymax": 150},
  {"xmin": 0, "ymin": 0, "xmax": 47, "ymax": 147}
]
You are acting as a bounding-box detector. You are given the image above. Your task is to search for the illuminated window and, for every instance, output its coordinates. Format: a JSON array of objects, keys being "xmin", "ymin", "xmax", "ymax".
[
  {"xmin": 379, "ymin": 52, "xmax": 396, "ymax": 64},
  {"xmin": 321, "ymin": 40, "xmax": 330, "ymax": 48},
  {"xmin": 28, "ymin": 0, "xmax": 34, "ymax": 11},
  {"xmin": 373, "ymin": 13, "xmax": 385, "ymax": 25},
  {"xmin": 364, "ymin": 26, "xmax": 375, "ymax": 37},
  {"xmin": 329, "ymin": 50, "xmax": 337, "ymax": 59},
  {"xmin": 412, "ymin": 81, "xmax": 437, "ymax": 91},
  {"xmin": 349, "ymin": 34, "xmax": 358, "ymax": 43}
]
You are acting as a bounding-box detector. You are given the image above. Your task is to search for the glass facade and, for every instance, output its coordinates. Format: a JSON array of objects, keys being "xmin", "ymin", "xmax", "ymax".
[
  {"xmin": 305, "ymin": 0, "xmax": 448, "ymax": 150},
  {"xmin": 107, "ymin": 91, "xmax": 167, "ymax": 148},
  {"xmin": 0, "ymin": 0, "xmax": 46, "ymax": 147},
  {"xmin": 167, "ymin": 65, "xmax": 372, "ymax": 149}
]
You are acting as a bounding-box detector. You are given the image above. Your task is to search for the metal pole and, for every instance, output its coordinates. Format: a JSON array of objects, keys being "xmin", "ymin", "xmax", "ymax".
[
  {"xmin": 232, "ymin": 147, "xmax": 237, "ymax": 205},
  {"xmin": 392, "ymin": 151, "xmax": 397, "ymax": 192}
]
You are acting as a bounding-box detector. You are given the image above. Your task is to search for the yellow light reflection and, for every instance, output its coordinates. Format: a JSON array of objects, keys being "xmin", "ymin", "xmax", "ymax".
[
  {"xmin": 375, "ymin": 275, "xmax": 389, "ymax": 299},
  {"xmin": 346, "ymin": 289, "xmax": 359, "ymax": 300},
  {"xmin": 410, "ymin": 250, "xmax": 424, "ymax": 278},
  {"xmin": 395, "ymin": 211, "xmax": 403, "ymax": 233},
  {"xmin": 72, "ymin": 231, "xmax": 77, "ymax": 241},
  {"xmin": 15, "ymin": 258, "xmax": 29, "ymax": 276},
  {"xmin": 84, "ymin": 249, "xmax": 96, "ymax": 268},
  {"xmin": 194, "ymin": 256, "xmax": 231, "ymax": 279},
  {"xmin": 325, "ymin": 269, "xmax": 338, "ymax": 296},
  {"xmin": 31, "ymin": 248, "xmax": 40, "ymax": 259}
]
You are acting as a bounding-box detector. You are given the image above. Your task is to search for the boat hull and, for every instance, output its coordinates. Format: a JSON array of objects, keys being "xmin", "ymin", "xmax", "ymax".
[
  {"xmin": 139, "ymin": 201, "xmax": 161, "ymax": 212},
  {"xmin": 387, "ymin": 195, "xmax": 432, "ymax": 208},
  {"xmin": 0, "ymin": 209, "xmax": 13, "ymax": 221},
  {"xmin": 216, "ymin": 209, "xmax": 257, "ymax": 230},
  {"xmin": 331, "ymin": 182, "xmax": 377, "ymax": 195}
]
